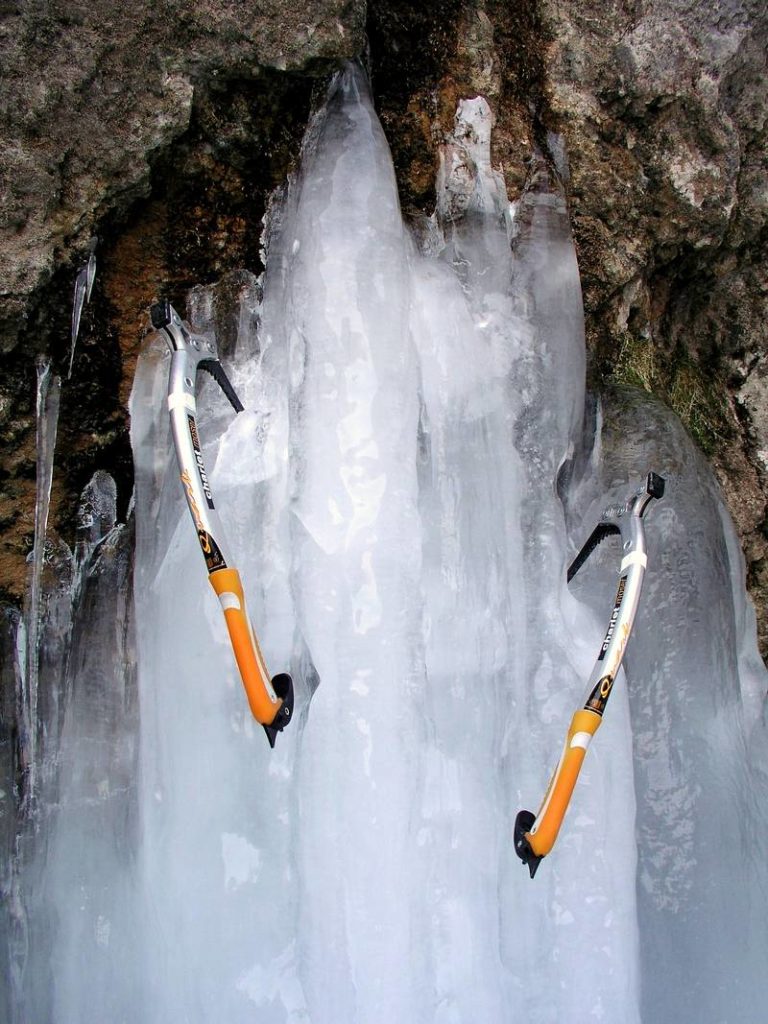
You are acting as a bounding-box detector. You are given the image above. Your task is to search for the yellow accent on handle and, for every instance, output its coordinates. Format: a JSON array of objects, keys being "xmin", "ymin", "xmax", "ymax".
[
  {"xmin": 526, "ymin": 708, "xmax": 603, "ymax": 857},
  {"xmin": 208, "ymin": 567, "xmax": 282, "ymax": 725}
]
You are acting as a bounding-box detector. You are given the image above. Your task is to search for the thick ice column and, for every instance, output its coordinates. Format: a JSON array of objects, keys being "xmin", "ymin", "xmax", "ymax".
[
  {"xmin": 503, "ymin": 161, "xmax": 640, "ymax": 1021},
  {"xmin": 22, "ymin": 357, "xmax": 61, "ymax": 802},
  {"xmin": 31, "ymin": 537, "xmax": 75, "ymax": 805},
  {"xmin": 130, "ymin": 297, "xmax": 303, "ymax": 1021},
  {"xmin": 407, "ymin": 97, "xmax": 526, "ymax": 1022},
  {"xmin": 25, "ymin": 522, "xmax": 139, "ymax": 1024},
  {"xmin": 567, "ymin": 388, "xmax": 768, "ymax": 1024},
  {"xmin": 5, "ymin": 469, "xmax": 135, "ymax": 1024},
  {"xmin": 277, "ymin": 65, "xmax": 424, "ymax": 1023}
]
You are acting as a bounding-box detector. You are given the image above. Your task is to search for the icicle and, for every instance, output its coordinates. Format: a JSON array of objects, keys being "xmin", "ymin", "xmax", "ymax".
[
  {"xmin": 68, "ymin": 243, "xmax": 97, "ymax": 380},
  {"xmin": 22, "ymin": 357, "xmax": 61, "ymax": 804}
]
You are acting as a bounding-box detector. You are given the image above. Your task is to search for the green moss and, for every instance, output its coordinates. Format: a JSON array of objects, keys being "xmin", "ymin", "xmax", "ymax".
[
  {"xmin": 610, "ymin": 332, "xmax": 730, "ymax": 456},
  {"xmin": 613, "ymin": 331, "xmax": 657, "ymax": 393},
  {"xmin": 668, "ymin": 356, "xmax": 730, "ymax": 456}
]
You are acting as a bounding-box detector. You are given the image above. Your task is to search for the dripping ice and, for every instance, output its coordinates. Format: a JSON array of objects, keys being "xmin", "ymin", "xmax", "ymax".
[{"xmin": 4, "ymin": 63, "xmax": 768, "ymax": 1024}]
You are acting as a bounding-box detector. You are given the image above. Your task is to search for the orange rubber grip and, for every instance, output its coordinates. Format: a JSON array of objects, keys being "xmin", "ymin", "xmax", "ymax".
[
  {"xmin": 208, "ymin": 567, "xmax": 282, "ymax": 725},
  {"xmin": 527, "ymin": 709, "xmax": 602, "ymax": 857}
]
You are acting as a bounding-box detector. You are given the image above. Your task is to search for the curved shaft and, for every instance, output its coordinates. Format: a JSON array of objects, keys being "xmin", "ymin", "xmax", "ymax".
[
  {"xmin": 151, "ymin": 301, "xmax": 293, "ymax": 745},
  {"xmin": 515, "ymin": 472, "xmax": 664, "ymax": 876}
]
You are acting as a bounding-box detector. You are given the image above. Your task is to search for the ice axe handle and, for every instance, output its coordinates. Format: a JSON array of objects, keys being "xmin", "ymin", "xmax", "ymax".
[{"xmin": 208, "ymin": 568, "xmax": 293, "ymax": 744}]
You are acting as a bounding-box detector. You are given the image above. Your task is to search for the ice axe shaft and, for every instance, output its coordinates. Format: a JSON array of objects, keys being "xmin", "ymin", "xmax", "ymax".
[
  {"xmin": 150, "ymin": 300, "xmax": 293, "ymax": 747},
  {"xmin": 515, "ymin": 472, "xmax": 665, "ymax": 877}
]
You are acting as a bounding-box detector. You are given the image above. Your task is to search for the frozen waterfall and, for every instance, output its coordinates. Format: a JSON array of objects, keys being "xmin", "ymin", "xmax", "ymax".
[{"xmin": 4, "ymin": 63, "xmax": 768, "ymax": 1024}]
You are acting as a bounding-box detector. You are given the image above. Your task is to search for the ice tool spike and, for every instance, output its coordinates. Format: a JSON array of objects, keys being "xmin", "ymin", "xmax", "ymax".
[
  {"xmin": 150, "ymin": 300, "xmax": 293, "ymax": 747},
  {"xmin": 515, "ymin": 472, "xmax": 665, "ymax": 878}
]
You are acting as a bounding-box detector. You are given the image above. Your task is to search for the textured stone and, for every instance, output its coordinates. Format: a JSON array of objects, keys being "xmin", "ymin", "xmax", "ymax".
[
  {"xmin": 533, "ymin": 0, "xmax": 768, "ymax": 652},
  {"xmin": 0, "ymin": 0, "xmax": 365, "ymax": 353}
]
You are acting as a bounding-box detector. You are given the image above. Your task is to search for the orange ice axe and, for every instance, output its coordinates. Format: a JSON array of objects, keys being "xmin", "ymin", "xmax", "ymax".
[
  {"xmin": 514, "ymin": 473, "xmax": 665, "ymax": 877},
  {"xmin": 150, "ymin": 300, "xmax": 293, "ymax": 746}
]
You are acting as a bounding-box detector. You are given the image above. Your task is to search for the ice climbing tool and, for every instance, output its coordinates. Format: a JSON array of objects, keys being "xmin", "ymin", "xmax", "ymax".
[
  {"xmin": 514, "ymin": 472, "xmax": 665, "ymax": 877},
  {"xmin": 150, "ymin": 300, "xmax": 293, "ymax": 746}
]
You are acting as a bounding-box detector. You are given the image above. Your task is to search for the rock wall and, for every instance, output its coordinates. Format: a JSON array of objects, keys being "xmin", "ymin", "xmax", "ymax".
[
  {"xmin": 539, "ymin": 0, "xmax": 768, "ymax": 648},
  {"xmin": 1, "ymin": 0, "xmax": 766, "ymax": 649}
]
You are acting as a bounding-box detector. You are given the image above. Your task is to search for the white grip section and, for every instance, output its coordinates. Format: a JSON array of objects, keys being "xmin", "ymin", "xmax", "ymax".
[
  {"xmin": 570, "ymin": 731, "xmax": 593, "ymax": 751},
  {"xmin": 621, "ymin": 550, "xmax": 647, "ymax": 571},
  {"xmin": 168, "ymin": 392, "xmax": 196, "ymax": 413},
  {"xmin": 217, "ymin": 592, "xmax": 241, "ymax": 612}
]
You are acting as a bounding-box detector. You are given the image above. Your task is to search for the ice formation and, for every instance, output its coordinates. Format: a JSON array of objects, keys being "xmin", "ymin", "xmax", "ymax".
[{"xmin": 4, "ymin": 63, "xmax": 768, "ymax": 1024}]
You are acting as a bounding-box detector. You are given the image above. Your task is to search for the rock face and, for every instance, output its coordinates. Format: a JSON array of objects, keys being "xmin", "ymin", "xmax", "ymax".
[
  {"xmin": 538, "ymin": 0, "xmax": 768, "ymax": 648},
  {"xmin": 0, "ymin": 0, "xmax": 767, "ymax": 648},
  {"xmin": 0, "ymin": 0, "xmax": 365, "ymax": 351}
]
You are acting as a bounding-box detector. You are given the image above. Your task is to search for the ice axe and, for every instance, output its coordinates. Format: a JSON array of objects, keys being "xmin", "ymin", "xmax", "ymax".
[
  {"xmin": 150, "ymin": 300, "xmax": 293, "ymax": 747},
  {"xmin": 514, "ymin": 472, "xmax": 665, "ymax": 877}
]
